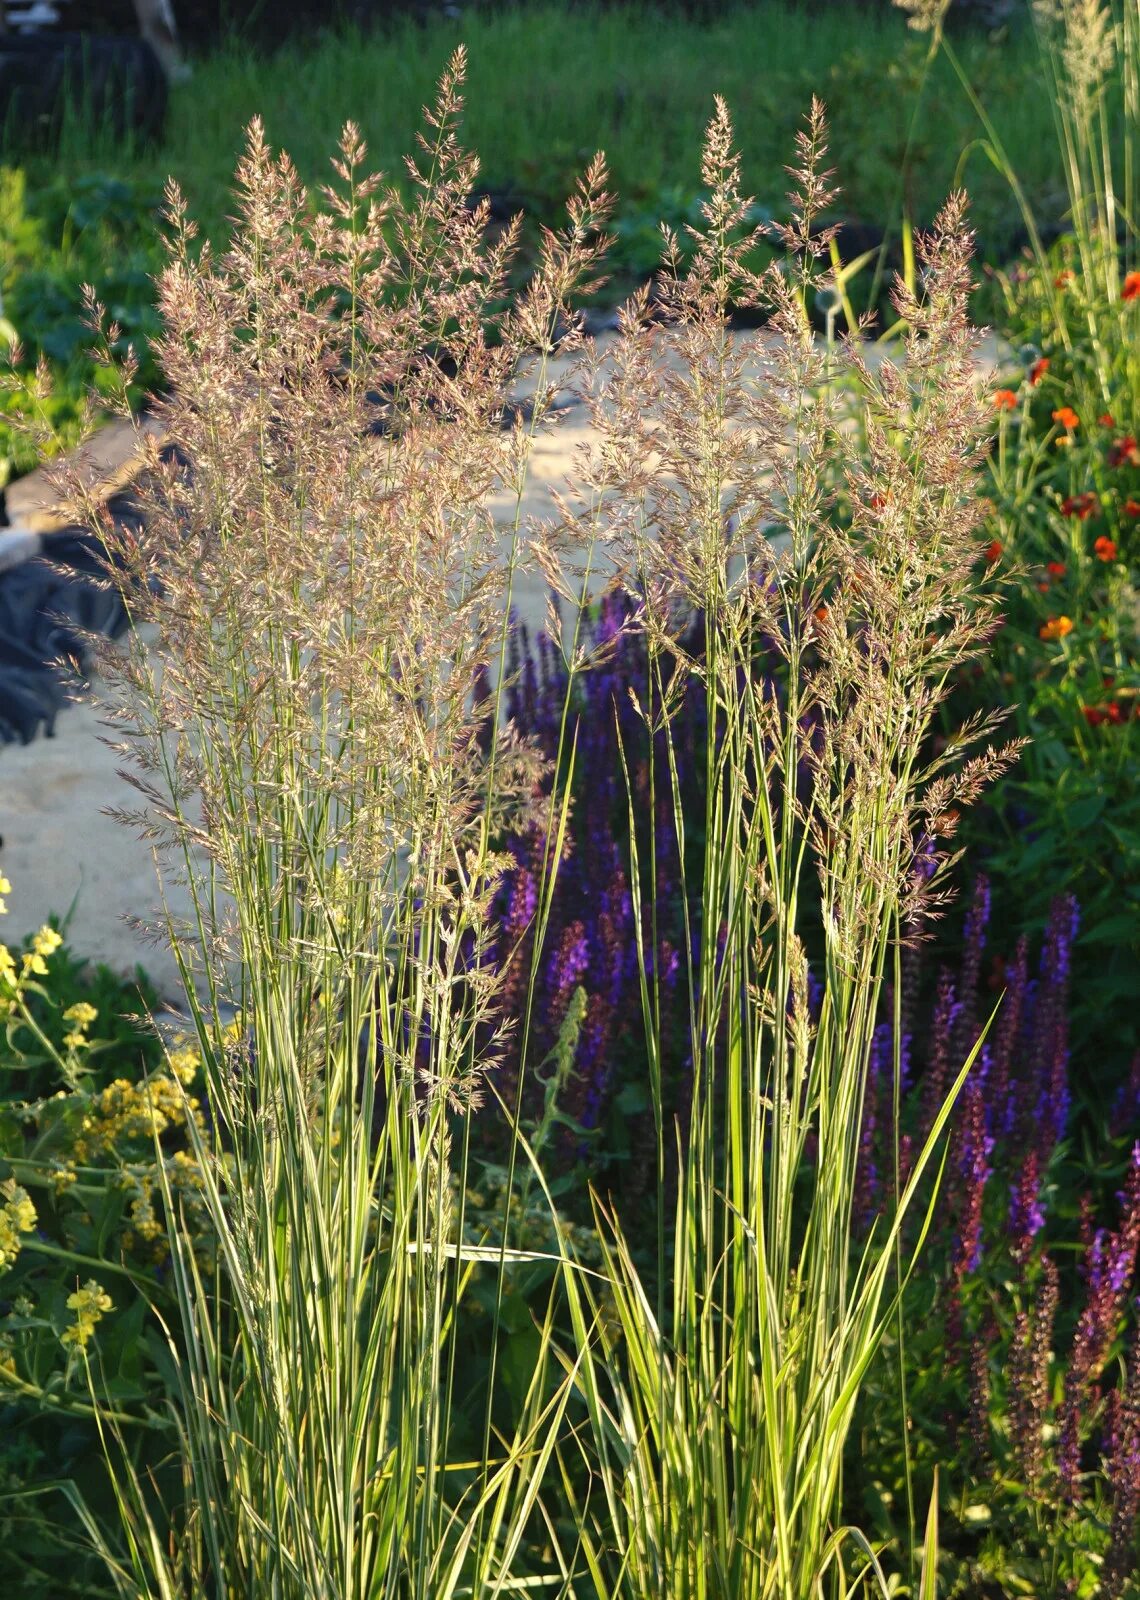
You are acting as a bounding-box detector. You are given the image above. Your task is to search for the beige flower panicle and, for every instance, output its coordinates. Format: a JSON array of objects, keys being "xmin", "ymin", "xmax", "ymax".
[
  {"xmin": 1034, "ymin": 0, "xmax": 1116, "ymax": 117},
  {"xmin": 568, "ymin": 97, "xmax": 1018, "ymax": 964},
  {"xmin": 893, "ymin": 0, "xmax": 953, "ymax": 32},
  {"xmin": 76, "ymin": 49, "xmax": 614, "ymax": 1078}
]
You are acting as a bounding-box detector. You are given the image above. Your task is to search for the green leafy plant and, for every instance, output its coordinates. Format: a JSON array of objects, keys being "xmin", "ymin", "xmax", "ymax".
[
  {"xmin": 950, "ymin": 348, "xmax": 1140, "ymax": 1075},
  {"xmin": 888, "ymin": 0, "xmax": 1140, "ymax": 1094},
  {"xmin": 0, "ymin": 166, "xmax": 164, "ymax": 486},
  {"xmin": 0, "ymin": 885, "xmax": 194, "ymax": 1594}
]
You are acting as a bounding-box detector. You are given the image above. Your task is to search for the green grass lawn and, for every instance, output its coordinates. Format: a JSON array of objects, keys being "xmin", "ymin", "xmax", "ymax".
[
  {"xmin": 0, "ymin": 1, "xmax": 1089, "ymax": 479},
  {"xmin": 29, "ymin": 2, "xmax": 1069, "ymax": 259}
]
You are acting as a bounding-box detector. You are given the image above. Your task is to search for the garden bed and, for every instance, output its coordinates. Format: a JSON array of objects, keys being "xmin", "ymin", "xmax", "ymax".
[{"xmin": 1, "ymin": 4, "xmax": 1139, "ymax": 1594}]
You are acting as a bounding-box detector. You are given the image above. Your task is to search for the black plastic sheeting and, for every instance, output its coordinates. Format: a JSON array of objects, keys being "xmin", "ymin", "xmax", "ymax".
[{"xmin": 0, "ymin": 482, "xmax": 148, "ymax": 747}]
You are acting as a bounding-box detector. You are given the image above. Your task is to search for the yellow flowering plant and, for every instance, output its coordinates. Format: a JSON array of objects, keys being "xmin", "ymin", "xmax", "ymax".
[{"xmin": 0, "ymin": 872, "xmax": 214, "ymax": 1581}]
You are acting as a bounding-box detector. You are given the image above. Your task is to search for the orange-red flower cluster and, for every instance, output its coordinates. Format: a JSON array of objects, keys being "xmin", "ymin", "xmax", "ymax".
[
  {"xmin": 1061, "ymin": 493, "xmax": 1099, "ymax": 520},
  {"xmin": 984, "ymin": 539, "xmax": 1003, "ymax": 564},
  {"xmin": 1094, "ymin": 535, "xmax": 1118, "ymax": 562},
  {"xmin": 1055, "ymin": 270, "xmax": 1075, "ymax": 289},
  {"xmin": 1125, "ymin": 499, "xmax": 1140, "ymax": 518},
  {"xmin": 1108, "ymin": 435, "xmax": 1140, "ymax": 469},
  {"xmin": 1124, "ymin": 271, "xmax": 1140, "ymax": 303},
  {"xmin": 1029, "ymin": 357, "xmax": 1050, "ymax": 385},
  {"xmin": 1053, "ymin": 406, "xmax": 1080, "ymax": 433},
  {"xmin": 1047, "ymin": 560, "xmax": 1067, "ymax": 577},
  {"xmin": 1040, "ymin": 615, "xmax": 1074, "ymax": 641},
  {"xmin": 993, "ymin": 388, "xmax": 1018, "ymax": 411},
  {"xmin": 1083, "ymin": 701, "xmax": 1136, "ymax": 726}
]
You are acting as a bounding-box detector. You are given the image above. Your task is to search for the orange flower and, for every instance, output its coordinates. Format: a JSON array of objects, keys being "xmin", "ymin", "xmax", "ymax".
[
  {"xmin": 1029, "ymin": 357, "xmax": 1050, "ymax": 385},
  {"xmin": 1036, "ymin": 580, "xmax": 1051, "ymax": 592},
  {"xmin": 1039, "ymin": 615, "xmax": 1074, "ymax": 641},
  {"xmin": 1123, "ymin": 271, "xmax": 1140, "ymax": 303},
  {"xmin": 1094, "ymin": 535, "xmax": 1118, "ymax": 561},
  {"xmin": 1125, "ymin": 499, "xmax": 1140, "ymax": 518},
  {"xmin": 1052, "ymin": 406, "xmax": 1080, "ymax": 432},
  {"xmin": 1054, "ymin": 270, "xmax": 1075, "ymax": 289},
  {"xmin": 1099, "ymin": 413, "xmax": 1116, "ymax": 427},
  {"xmin": 1108, "ymin": 435, "xmax": 1140, "ymax": 468},
  {"xmin": 984, "ymin": 539, "xmax": 1003, "ymax": 563},
  {"xmin": 993, "ymin": 388, "xmax": 1018, "ymax": 411},
  {"xmin": 1060, "ymin": 492, "xmax": 1099, "ymax": 520},
  {"xmin": 1047, "ymin": 560, "xmax": 1067, "ymax": 577},
  {"xmin": 814, "ymin": 604, "xmax": 830, "ymax": 624}
]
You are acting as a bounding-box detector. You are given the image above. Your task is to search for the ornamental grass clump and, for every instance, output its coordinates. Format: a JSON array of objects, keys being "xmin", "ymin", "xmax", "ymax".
[
  {"xmin": 33, "ymin": 62, "xmax": 1021, "ymax": 1597},
  {"xmin": 546, "ymin": 103, "xmax": 1017, "ymax": 1597},
  {"xmin": 56, "ymin": 51, "xmax": 615, "ymax": 1598}
]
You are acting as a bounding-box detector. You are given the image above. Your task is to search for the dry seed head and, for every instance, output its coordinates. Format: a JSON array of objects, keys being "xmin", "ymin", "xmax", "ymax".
[
  {"xmin": 798, "ymin": 195, "xmax": 1019, "ymax": 940},
  {"xmin": 83, "ymin": 55, "xmax": 611, "ymax": 1029},
  {"xmin": 554, "ymin": 101, "xmax": 1013, "ymax": 978},
  {"xmin": 893, "ymin": 0, "xmax": 953, "ymax": 31},
  {"xmin": 1035, "ymin": 0, "xmax": 1116, "ymax": 117},
  {"xmin": 772, "ymin": 95, "xmax": 841, "ymax": 260}
]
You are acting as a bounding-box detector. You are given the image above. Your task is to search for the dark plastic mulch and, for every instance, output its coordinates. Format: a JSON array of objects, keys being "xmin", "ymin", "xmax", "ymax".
[{"xmin": 0, "ymin": 496, "xmax": 143, "ymax": 747}]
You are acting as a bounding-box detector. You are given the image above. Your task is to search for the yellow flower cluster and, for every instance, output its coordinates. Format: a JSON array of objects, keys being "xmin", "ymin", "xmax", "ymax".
[
  {"xmin": 121, "ymin": 1150, "xmax": 208, "ymax": 1260},
  {"xmin": 61, "ymin": 999, "xmax": 98, "ymax": 1052},
  {"xmin": 124, "ymin": 1173, "xmax": 163, "ymax": 1244},
  {"xmin": 167, "ymin": 1042, "xmax": 201, "ymax": 1086},
  {"xmin": 50, "ymin": 1163, "xmax": 79, "ymax": 1196},
  {"xmin": 0, "ymin": 924, "xmax": 15, "ymax": 1023},
  {"xmin": 0, "ymin": 1180, "xmax": 37, "ymax": 1270},
  {"xmin": 73, "ymin": 1072, "xmax": 206, "ymax": 1164},
  {"xmin": 27, "ymin": 924, "xmax": 63, "ymax": 973},
  {"xmin": 44, "ymin": 1035, "xmax": 212, "ymax": 1264},
  {"xmin": 60, "ymin": 1279, "xmax": 113, "ymax": 1351},
  {"xmin": 0, "ymin": 901, "xmax": 64, "ymax": 1020},
  {"xmin": 0, "ymin": 869, "xmax": 215, "ymax": 1296}
]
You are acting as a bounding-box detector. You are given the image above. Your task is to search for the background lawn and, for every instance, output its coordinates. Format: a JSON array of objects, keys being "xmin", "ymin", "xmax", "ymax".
[
  {"xmin": 14, "ymin": 3, "xmax": 1072, "ymax": 269},
  {"xmin": 2, "ymin": 2, "xmax": 1078, "ymax": 480}
]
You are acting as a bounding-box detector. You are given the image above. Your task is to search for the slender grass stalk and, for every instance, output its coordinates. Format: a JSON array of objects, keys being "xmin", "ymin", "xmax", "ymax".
[
  {"xmin": 548, "ymin": 100, "xmax": 1017, "ymax": 1599},
  {"xmin": 48, "ymin": 51, "xmax": 617, "ymax": 1599}
]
